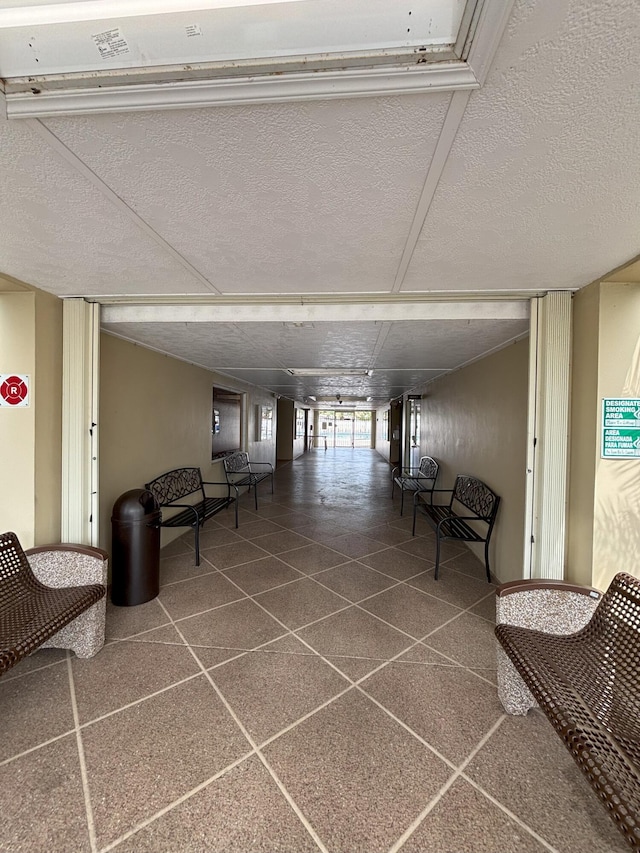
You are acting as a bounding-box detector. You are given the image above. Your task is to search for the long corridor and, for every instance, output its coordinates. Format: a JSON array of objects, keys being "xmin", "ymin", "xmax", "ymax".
[{"xmin": 0, "ymin": 450, "xmax": 627, "ymax": 852}]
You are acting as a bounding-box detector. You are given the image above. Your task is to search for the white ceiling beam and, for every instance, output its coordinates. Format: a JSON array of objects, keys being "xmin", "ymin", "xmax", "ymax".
[{"xmin": 101, "ymin": 299, "xmax": 529, "ymax": 324}]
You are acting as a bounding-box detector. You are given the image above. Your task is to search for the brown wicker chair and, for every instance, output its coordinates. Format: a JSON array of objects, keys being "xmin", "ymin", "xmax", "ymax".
[
  {"xmin": 495, "ymin": 572, "xmax": 640, "ymax": 851},
  {"xmin": 0, "ymin": 531, "xmax": 107, "ymax": 677}
]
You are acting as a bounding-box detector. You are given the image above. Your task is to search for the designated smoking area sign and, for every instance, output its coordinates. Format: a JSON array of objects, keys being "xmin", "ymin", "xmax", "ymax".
[{"xmin": 602, "ymin": 398, "xmax": 640, "ymax": 458}]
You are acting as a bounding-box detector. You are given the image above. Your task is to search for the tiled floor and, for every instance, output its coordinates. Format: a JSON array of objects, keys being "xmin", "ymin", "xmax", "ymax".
[{"xmin": 1, "ymin": 450, "xmax": 629, "ymax": 853}]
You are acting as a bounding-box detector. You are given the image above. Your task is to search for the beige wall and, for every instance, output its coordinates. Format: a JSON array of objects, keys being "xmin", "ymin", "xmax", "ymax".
[
  {"xmin": 0, "ymin": 292, "xmax": 37, "ymax": 545},
  {"xmin": 34, "ymin": 288, "xmax": 63, "ymax": 543},
  {"xmin": 99, "ymin": 333, "xmax": 276, "ymax": 552},
  {"xmin": 592, "ymin": 282, "xmax": 640, "ymax": 590},
  {"xmin": 413, "ymin": 339, "xmax": 529, "ymax": 584},
  {"xmin": 567, "ymin": 283, "xmax": 600, "ymax": 585}
]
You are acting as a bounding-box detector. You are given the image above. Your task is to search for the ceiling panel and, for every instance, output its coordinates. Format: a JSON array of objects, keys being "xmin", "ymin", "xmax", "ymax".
[
  {"xmin": 0, "ymin": 117, "xmax": 211, "ymax": 295},
  {"xmin": 402, "ymin": 0, "xmax": 640, "ymax": 293},
  {"xmin": 43, "ymin": 93, "xmax": 451, "ymax": 294}
]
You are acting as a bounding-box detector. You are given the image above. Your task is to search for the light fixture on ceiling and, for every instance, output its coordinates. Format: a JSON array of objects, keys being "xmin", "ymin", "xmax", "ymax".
[
  {"xmin": 286, "ymin": 368, "xmax": 373, "ymax": 377},
  {"xmin": 0, "ymin": 0, "xmax": 309, "ymax": 28}
]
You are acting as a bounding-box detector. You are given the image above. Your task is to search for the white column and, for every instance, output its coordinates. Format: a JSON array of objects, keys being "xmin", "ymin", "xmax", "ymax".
[
  {"xmin": 529, "ymin": 291, "xmax": 572, "ymax": 579},
  {"xmin": 62, "ymin": 299, "xmax": 100, "ymax": 545}
]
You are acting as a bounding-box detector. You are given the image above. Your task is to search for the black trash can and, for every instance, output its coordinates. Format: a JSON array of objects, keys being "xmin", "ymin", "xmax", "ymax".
[{"xmin": 111, "ymin": 489, "xmax": 161, "ymax": 606}]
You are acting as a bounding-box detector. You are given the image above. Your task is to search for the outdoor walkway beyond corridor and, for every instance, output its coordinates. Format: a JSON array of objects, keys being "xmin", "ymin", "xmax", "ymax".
[{"xmin": 1, "ymin": 450, "xmax": 626, "ymax": 853}]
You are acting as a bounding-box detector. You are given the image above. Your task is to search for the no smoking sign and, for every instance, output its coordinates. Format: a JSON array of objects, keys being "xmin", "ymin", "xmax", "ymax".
[{"xmin": 0, "ymin": 374, "xmax": 30, "ymax": 407}]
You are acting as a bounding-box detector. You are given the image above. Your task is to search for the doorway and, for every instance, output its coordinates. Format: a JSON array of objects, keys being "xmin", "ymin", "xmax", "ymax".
[{"xmin": 317, "ymin": 410, "xmax": 373, "ymax": 448}]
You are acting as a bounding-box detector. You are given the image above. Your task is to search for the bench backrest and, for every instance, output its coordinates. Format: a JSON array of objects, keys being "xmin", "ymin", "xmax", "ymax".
[
  {"xmin": 223, "ymin": 452, "xmax": 250, "ymax": 475},
  {"xmin": 145, "ymin": 467, "xmax": 204, "ymax": 507},
  {"xmin": 0, "ymin": 531, "xmax": 36, "ymax": 593},
  {"xmin": 418, "ymin": 456, "xmax": 439, "ymax": 480},
  {"xmin": 451, "ymin": 475, "xmax": 500, "ymax": 524}
]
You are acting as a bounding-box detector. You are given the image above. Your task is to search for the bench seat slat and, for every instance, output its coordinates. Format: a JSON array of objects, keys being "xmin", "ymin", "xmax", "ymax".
[{"xmin": 495, "ymin": 572, "xmax": 640, "ymax": 850}]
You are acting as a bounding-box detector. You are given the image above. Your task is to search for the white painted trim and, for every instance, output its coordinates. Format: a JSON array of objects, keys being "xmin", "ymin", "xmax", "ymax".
[
  {"xmin": 101, "ymin": 299, "xmax": 530, "ymax": 325},
  {"xmin": 6, "ymin": 63, "xmax": 478, "ymax": 118},
  {"xmin": 522, "ymin": 297, "xmax": 538, "ymax": 579},
  {"xmin": 529, "ymin": 291, "xmax": 572, "ymax": 580},
  {"xmin": 465, "ymin": 0, "xmax": 516, "ymax": 86},
  {"xmin": 62, "ymin": 299, "xmax": 100, "ymax": 545},
  {"xmin": 391, "ymin": 89, "xmax": 471, "ymax": 293}
]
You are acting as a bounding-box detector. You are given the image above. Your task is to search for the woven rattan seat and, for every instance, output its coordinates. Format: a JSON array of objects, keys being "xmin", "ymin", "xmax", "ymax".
[
  {"xmin": 496, "ymin": 572, "xmax": 640, "ymax": 851},
  {"xmin": 0, "ymin": 531, "xmax": 106, "ymax": 676}
]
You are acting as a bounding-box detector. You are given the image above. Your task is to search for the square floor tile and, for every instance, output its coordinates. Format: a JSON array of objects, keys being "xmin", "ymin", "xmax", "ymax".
[
  {"xmin": 254, "ymin": 577, "xmax": 348, "ymax": 630},
  {"xmin": 296, "ymin": 606, "xmax": 413, "ymax": 679},
  {"xmin": 177, "ymin": 598, "xmax": 286, "ymax": 652},
  {"xmin": 407, "ymin": 568, "xmax": 495, "ymax": 610},
  {"xmin": 251, "ymin": 530, "xmax": 312, "ymax": 554},
  {"xmin": 106, "ymin": 597, "xmax": 170, "ymax": 640},
  {"xmin": 276, "ymin": 512, "xmax": 317, "ymax": 530},
  {"xmin": 361, "ymin": 659, "xmax": 503, "ymax": 764},
  {"xmin": 0, "ymin": 646, "xmax": 67, "ymax": 681},
  {"xmin": 359, "ymin": 547, "xmax": 433, "ymax": 580},
  {"xmin": 330, "ymin": 532, "xmax": 387, "ymax": 559},
  {"xmin": 235, "ymin": 518, "xmax": 286, "ymax": 539},
  {"xmin": 361, "ymin": 584, "xmax": 462, "ymax": 640},
  {"xmin": 201, "ymin": 540, "xmax": 270, "ymax": 569},
  {"xmin": 222, "ymin": 555, "xmax": 304, "ymax": 595},
  {"xmin": 82, "ymin": 676, "xmax": 251, "ymax": 848},
  {"xmin": 0, "ymin": 735, "xmax": 91, "ymax": 853},
  {"xmin": 211, "ymin": 646, "xmax": 349, "ymax": 742},
  {"xmin": 263, "ymin": 690, "xmax": 452, "ymax": 853},
  {"xmin": 113, "ymin": 755, "xmax": 320, "ymax": 853},
  {"xmin": 0, "ymin": 664, "xmax": 74, "ymax": 760},
  {"xmin": 470, "ymin": 591, "xmax": 498, "ymax": 623},
  {"xmin": 465, "ymin": 712, "xmax": 630, "ymax": 852},
  {"xmin": 159, "ymin": 536, "xmax": 194, "ymax": 558},
  {"xmin": 441, "ymin": 546, "xmax": 489, "ymax": 579},
  {"xmin": 401, "ymin": 778, "xmax": 548, "ymax": 853},
  {"xmin": 158, "ymin": 571, "xmax": 246, "ymax": 620},
  {"xmin": 426, "ymin": 611, "xmax": 498, "ymax": 673},
  {"xmin": 159, "ymin": 551, "xmax": 217, "ymax": 584},
  {"xmin": 278, "ymin": 543, "xmax": 348, "ymax": 574},
  {"xmin": 251, "ymin": 503, "xmax": 292, "ymax": 519},
  {"xmin": 314, "ymin": 561, "xmax": 398, "ymax": 602},
  {"xmin": 72, "ymin": 639, "xmax": 200, "ymax": 723},
  {"xmin": 198, "ymin": 526, "xmax": 244, "ymax": 549},
  {"xmin": 293, "ymin": 523, "xmax": 352, "ymax": 545},
  {"xmin": 398, "ymin": 538, "xmax": 465, "ymax": 564},
  {"xmin": 363, "ymin": 523, "xmax": 415, "ymax": 546}
]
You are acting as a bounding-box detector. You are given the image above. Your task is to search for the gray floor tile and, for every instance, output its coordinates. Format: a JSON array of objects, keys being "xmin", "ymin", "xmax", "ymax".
[
  {"xmin": 407, "ymin": 566, "xmax": 495, "ymax": 609},
  {"xmin": 158, "ymin": 570, "xmax": 246, "ymax": 620},
  {"xmin": 362, "ymin": 523, "xmax": 415, "ymax": 546},
  {"xmin": 254, "ymin": 576, "xmax": 348, "ymax": 630},
  {"xmin": 314, "ymin": 560, "xmax": 398, "ymax": 602},
  {"xmin": 263, "ymin": 690, "xmax": 452, "ymax": 853},
  {"xmin": 251, "ymin": 529, "xmax": 312, "ymax": 554},
  {"xmin": 278, "ymin": 543, "xmax": 349, "ymax": 574},
  {"xmin": 0, "ymin": 734, "xmax": 91, "ymax": 853},
  {"xmin": 296, "ymin": 606, "xmax": 413, "ymax": 679},
  {"xmin": 329, "ymin": 531, "xmax": 387, "ymax": 559},
  {"xmin": 0, "ymin": 663, "xmax": 74, "ymax": 760},
  {"xmin": 401, "ymin": 778, "xmax": 549, "ymax": 853},
  {"xmin": 106, "ymin": 596, "xmax": 171, "ymax": 640},
  {"xmin": 235, "ymin": 518, "xmax": 286, "ymax": 539},
  {"xmin": 200, "ymin": 540, "xmax": 271, "ymax": 569},
  {"xmin": 223, "ymin": 555, "xmax": 304, "ymax": 595},
  {"xmin": 360, "ymin": 584, "xmax": 462, "ymax": 640},
  {"xmin": 359, "ymin": 546, "xmax": 433, "ymax": 580},
  {"xmin": 159, "ymin": 551, "xmax": 217, "ymax": 584},
  {"xmin": 177, "ymin": 597, "xmax": 285, "ymax": 651},
  {"xmin": 465, "ymin": 712, "xmax": 630, "ymax": 853},
  {"xmin": 361, "ymin": 659, "xmax": 503, "ymax": 764},
  {"xmin": 426, "ymin": 611, "xmax": 499, "ymax": 671},
  {"xmin": 82, "ymin": 676, "xmax": 251, "ymax": 848},
  {"xmin": 72, "ymin": 639, "xmax": 200, "ymax": 723},
  {"xmin": 211, "ymin": 646, "xmax": 349, "ymax": 741},
  {"xmin": 112, "ymin": 756, "xmax": 320, "ymax": 853}
]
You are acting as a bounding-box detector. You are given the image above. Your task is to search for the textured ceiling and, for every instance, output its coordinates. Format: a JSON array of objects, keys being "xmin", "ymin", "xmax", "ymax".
[{"xmin": 1, "ymin": 0, "xmax": 639, "ymax": 405}]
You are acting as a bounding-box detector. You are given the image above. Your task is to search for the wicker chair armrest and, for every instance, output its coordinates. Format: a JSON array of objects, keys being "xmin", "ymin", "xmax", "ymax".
[{"xmin": 26, "ymin": 544, "xmax": 108, "ymax": 587}]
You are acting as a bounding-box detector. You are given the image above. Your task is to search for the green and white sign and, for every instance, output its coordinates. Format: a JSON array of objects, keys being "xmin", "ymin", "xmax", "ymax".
[{"xmin": 602, "ymin": 398, "xmax": 640, "ymax": 458}]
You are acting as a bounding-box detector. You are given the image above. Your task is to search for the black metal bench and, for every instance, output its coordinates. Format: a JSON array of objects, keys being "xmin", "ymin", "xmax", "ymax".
[
  {"xmin": 145, "ymin": 467, "xmax": 237, "ymax": 566},
  {"xmin": 0, "ymin": 531, "xmax": 107, "ymax": 677},
  {"xmin": 495, "ymin": 572, "xmax": 640, "ymax": 851},
  {"xmin": 223, "ymin": 451, "xmax": 274, "ymax": 511},
  {"xmin": 391, "ymin": 455, "xmax": 439, "ymax": 515},
  {"xmin": 412, "ymin": 474, "xmax": 500, "ymax": 581}
]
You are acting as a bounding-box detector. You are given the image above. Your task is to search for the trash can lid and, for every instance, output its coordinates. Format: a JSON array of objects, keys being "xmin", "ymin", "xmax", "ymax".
[{"xmin": 112, "ymin": 488, "xmax": 158, "ymax": 520}]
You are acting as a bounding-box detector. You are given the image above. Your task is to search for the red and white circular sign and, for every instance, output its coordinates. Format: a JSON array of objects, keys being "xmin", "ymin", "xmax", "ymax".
[{"xmin": 0, "ymin": 374, "xmax": 30, "ymax": 407}]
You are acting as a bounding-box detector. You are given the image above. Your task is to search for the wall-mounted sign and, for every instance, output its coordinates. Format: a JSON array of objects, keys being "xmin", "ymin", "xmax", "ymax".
[
  {"xmin": 0, "ymin": 374, "xmax": 30, "ymax": 407},
  {"xmin": 602, "ymin": 398, "xmax": 640, "ymax": 458}
]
